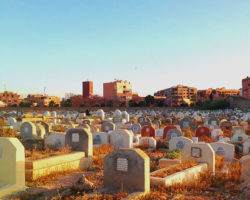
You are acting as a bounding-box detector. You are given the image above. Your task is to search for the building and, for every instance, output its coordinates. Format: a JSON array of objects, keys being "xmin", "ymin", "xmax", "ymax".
[
  {"xmin": 132, "ymin": 93, "xmax": 145, "ymax": 103},
  {"xmin": 0, "ymin": 91, "xmax": 23, "ymax": 106},
  {"xmin": 154, "ymin": 85, "xmax": 197, "ymax": 106},
  {"xmin": 26, "ymin": 94, "xmax": 60, "ymax": 107},
  {"xmin": 82, "ymin": 81, "xmax": 93, "ymax": 99},
  {"xmin": 103, "ymin": 80, "xmax": 132, "ymax": 102},
  {"xmin": 242, "ymin": 76, "xmax": 250, "ymax": 99},
  {"xmin": 197, "ymin": 87, "xmax": 240, "ymax": 102}
]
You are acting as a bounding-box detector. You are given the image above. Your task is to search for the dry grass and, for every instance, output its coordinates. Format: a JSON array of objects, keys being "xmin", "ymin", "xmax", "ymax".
[
  {"xmin": 182, "ymin": 127, "xmax": 195, "ymax": 139},
  {"xmin": 198, "ymin": 136, "xmax": 217, "ymax": 143},
  {"xmin": 93, "ymin": 144, "xmax": 114, "ymax": 169},
  {"xmin": 143, "ymin": 148, "xmax": 166, "ymax": 172},
  {"xmin": 26, "ymin": 169, "xmax": 81, "ymax": 187},
  {"xmin": 153, "ymin": 160, "xmax": 197, "ymax": 178},
  {"xmin": 139, "ymin": 160, "xmax": 243, "ymax": 200},
  {"xmin": 215, "ymin": 155, "xmax": 226, "ymax": 171},
  {"xmin": 64, "ymin": 191, "xmax": 129, "ymax": 200},
  {"xmin": 51, "ymin": 124, "xmax": 67, "ymax": 132},
  {"xmin": 0, "ymin": 126, "xmax": 16, "ymax": 137},
  {"xmin": 25, "ymin": 145, "xmax": 72, "ymax": 160}
]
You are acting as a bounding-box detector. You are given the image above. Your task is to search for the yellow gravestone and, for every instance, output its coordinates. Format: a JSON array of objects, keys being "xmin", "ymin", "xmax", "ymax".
[{"xmin": 0, "ymin": 137, "xmax": 26, "ymax": 198}]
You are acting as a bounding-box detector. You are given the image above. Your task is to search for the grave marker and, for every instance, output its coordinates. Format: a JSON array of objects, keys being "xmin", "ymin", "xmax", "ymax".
[{"xmin": 104, "ymin": 148, "xmax": 150, "ymax": 193}]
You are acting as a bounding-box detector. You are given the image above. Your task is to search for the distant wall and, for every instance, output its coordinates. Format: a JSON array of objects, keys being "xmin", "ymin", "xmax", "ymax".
[{"xmin": 227, "ymin": 96, "xmax": 250, "ymax": 111}]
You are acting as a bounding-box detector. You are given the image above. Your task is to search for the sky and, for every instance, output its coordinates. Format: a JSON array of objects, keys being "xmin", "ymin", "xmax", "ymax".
[{"xmin": 0, "ymin": 0, "xmax": 250, "ymax": 98}]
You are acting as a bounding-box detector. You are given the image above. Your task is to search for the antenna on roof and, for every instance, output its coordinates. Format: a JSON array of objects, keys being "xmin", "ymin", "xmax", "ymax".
[
  {"xmin": 44, "ymin": 87, "xmax": 46, "ymax": 96},
  {"xmin": 4, "ymin": 84, "xmax": 6, "ymax": 91}
]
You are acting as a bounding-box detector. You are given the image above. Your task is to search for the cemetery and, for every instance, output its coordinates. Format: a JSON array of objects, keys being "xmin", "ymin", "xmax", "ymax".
[{"xmin": 0, "ymin": 108, "xmax": 249, "ymax": 199}]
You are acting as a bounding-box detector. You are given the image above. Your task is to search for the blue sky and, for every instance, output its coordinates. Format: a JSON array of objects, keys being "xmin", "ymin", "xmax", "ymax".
[{"xmin": 0, "ymin": 0, "xmax": 250, "ymax": 98}]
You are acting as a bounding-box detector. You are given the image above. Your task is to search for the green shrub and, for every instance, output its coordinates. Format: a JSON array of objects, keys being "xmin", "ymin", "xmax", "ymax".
[{"xmin": 164, "ymin": 149, "xmax": 181, "ymax": 159}]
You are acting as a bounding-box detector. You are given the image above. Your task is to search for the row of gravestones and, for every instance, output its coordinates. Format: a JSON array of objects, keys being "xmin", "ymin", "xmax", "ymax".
[
  {"xmin": 0, "ymin": 126, "xmax": 94, "ymax": 198},
  {"xmin": 103, "ymin": 139, "xmax": 247, "ymax": 193}
]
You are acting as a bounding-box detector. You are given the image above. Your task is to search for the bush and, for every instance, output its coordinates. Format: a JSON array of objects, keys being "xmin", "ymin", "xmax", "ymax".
[
  {"xmin": 19, "ymin": 101, "xmax": 32, "ymax": 107},
  {"xmin": 129, "ymin": 100, "xmax": 137, "ymax": 107},
  {"xmin": 164, "ymin": 149, "xmax": 181, "ymax": 159},
  {"xmin": 201, "ymin": 99, "xmax": 230, "ymax": 110},
  {"xmin": 138, "ymin": 101, "xmax": 146, "ymax": 107}
]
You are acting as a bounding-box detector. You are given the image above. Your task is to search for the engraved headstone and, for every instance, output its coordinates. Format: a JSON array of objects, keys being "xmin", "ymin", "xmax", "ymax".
[{"xmin": 104, "ymin": 148, "xmax": 150, "ymax": 193}]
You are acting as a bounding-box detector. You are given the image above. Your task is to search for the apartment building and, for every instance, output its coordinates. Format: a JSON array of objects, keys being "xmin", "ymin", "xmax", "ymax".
[
  {"xmin": 103, "ymin": 80, "xmax": 132, "ymax": 102},
  {"xmin": 0, "ymin": 91, "xmax": 23, "ymax": 106}
]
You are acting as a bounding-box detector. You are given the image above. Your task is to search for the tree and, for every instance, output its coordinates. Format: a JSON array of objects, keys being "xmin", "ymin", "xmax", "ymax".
[
  {"xmin": 156, "ymin": 100, "xmax": 164, "ymax": 107},
  {"xmin": 129, "ymin": 100, "xmax": 137, "ymax": 107},
  {"xmin": 49, "ymin": 100, "xmax": 55, "ymax": 107},
  {"xmin": 19, "ymin": 101, "xmax": 32, "ymax": 107},
  {"xmin": 138, "ymin": 101, "xmax": 146, "ymax": 107},
  {"xmin": 145, "ymin": 95, "xmax": 154, "ymax": 106},
  {"xmin": 62, "ymin": 99, "xmax": 72, "ymax": 107},
  {"xmin": 107, "ymin": 100, "xmax": 113, "ymax": 107},
  {"xmin": 120, "ymin": 102, "xmax": 126, "ymax": 107}
]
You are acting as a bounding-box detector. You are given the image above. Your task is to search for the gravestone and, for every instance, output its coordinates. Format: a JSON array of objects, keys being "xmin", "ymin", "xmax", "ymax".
[
  {"xmin": 152, "ymin": 119, "xmax": 161, "ymax": 129},
  {"xmin": 83, "ymin": 119, "xmax": 91, "ymax": 125},
  {"xmin": 6, "ymin": 117, "xmax": 16, "ymax": 126},
  {"xmin": 110, "ymin": 130, "xmax": 133, "ymax": 149},
  {"xmin": 122, "ymin": 111, "xmax": 130, "ymax": 122},
  {"xmin": 180, "ymin": 117, "xmax": 193, "ymax": 129},
  {"xmin": 141, "ymin": 126, "xmax": 156, "ymax": 138},
  {"xmin": 20, "ymin": 121, "xmax": 37, "ymax": 139},
  {"xmin": 141, "ymin": 121, "xmax": 153, "ymax": 127},
  {"xmin": 195, "ymin": 126, "xmax": 211, "ymax": 138},
  {"xmin": 208, "ymin": 117, "xmax": 219, "ymax": 126},
  {"xmin": 163, "ymin": 125, "xmax": 176, "ymax": 139},
  {"xmin": 169, "ymin": 136, "xmax": 193, "ymax": 151},
  {"xmin": 243, "ymin": 140, "xmax": 250, "ymax": 155},
  {"xmin": 211, "ymin": 129, "xmax": 223, "ymax": 139},
  {"xmin": 0, "ymin": 138, "xmax": 25, "ymax": 198},
  {"xmin": 137, "ymin": 116, "xmax": 146, "ymax": 124},
  {"xmin": 240, "ymin": 155, "xmax": 250, "ymax": 181},
  {"xmin": 133, "ymin": 135, "xmax": 140, "ymax": 146},
  {"xmin": 51, "ymin": 111, "xmax": 57, "ymax": 118},
  {"xmin": 231, "ymin": 126, "xmax": 245, "ymax": 136},
  {"xmin": 65, "ymin": 128, "xmax": 93, "ymax": 156},
  {"xmin": 210, "ymin": 141, "xmax": 234, "ymax": 162},
  {"xmin": 131, "ymin": 123, "xmax": 141, "ymax": 133},
  {"xmin": 182, "ymin": 143, "xmax": 215, "ymax": 172},
  {"xmin": 36, "ymin": 124, "xmax": 46, "ymax": 139},
  {"xmin": 113, "ymin": 116, "xmax": 123, "ymax": 124},
  {"xmin": 92, "ymin": 132, "xmax": 109, "ymax": 147},
  {"xmin": 231, "ymin": 131, "xmax": 248, "ymax": 144},
  {"xmin": 156, "ymin": 129, "xmax": 164, "ymax": 138},
  {"xmin": 43, "ymin": 111, "xmax": 51, "ymax": 117},
  {"xmin": 104, "ymin": 148, "xmax": 150, "ymax": 193},
  {"xmin": 165, "ymin": 118, "xmax": 172, "ymax": 125},
  {"xmin": 166, "ymin": 128, "xmax": 182, "ymax": 141},
  {"xmin": 139, "ymin": 137, "xmax": 156, "ymax": 149},
  {"xmin": 40, "ymin": 121, "xmax": 51, "ymax": 134},
  {"xmin": 114, "ymin": 109, "xmax": 122, "ymax": 117},
  {"xmin": 96, "ymin": 109, "xmax": 105, "ymax": 120},
  {"xmin": 90, "ymin": 125, "xmax": 99, "ymax": 133},
  {"xmin": 45, "ymin": 132, "xmax": 66, "ymax": 147},
  {"xmin": 101, "ymin": 122, "xmax": 116, "ymax": 132}
]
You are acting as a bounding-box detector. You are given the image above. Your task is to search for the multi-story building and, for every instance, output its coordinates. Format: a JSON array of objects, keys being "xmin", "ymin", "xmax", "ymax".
[
  {"xmin": 0, "ymin": 91, "xmax": 23, "ymax": 106},
  {"xmin": 197, "ymin": 87, "xmax": 240, "ymax": 102},
  {"xmin": 103, "ymin": 80, "xmax": 132, "ymax": 102},
  {"xmin": 154, "ymin": 85, "xmax": 197, "ymax": 106},
  {"xmin": 26, "ymin": 94, "xmax": 61, "ymax": 107},
  {"xmin": 82, "ymin": 81, "xmax": 93, "ymax": 99},
  {"xmin": 242, "ymin": 76, "xmax": 250, "ymax": 99}
]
